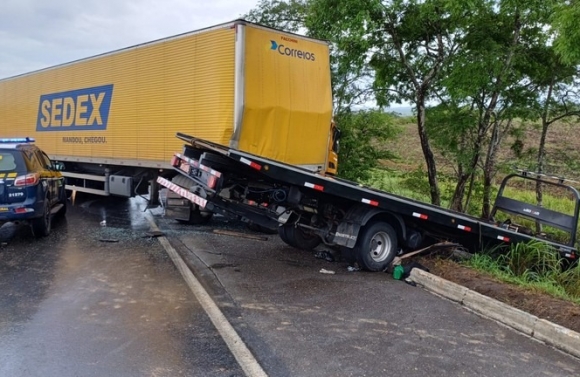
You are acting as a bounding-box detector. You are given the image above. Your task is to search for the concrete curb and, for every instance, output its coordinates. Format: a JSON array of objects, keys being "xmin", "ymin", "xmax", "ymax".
[{"xmin": 410, "ymin": 268, "xmax": 580, "ymax": 359}]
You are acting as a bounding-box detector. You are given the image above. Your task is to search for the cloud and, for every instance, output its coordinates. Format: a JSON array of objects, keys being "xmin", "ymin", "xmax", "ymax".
[{"xmin": 0, "ymin": 0, "xmax": 258, "ymax": 78}]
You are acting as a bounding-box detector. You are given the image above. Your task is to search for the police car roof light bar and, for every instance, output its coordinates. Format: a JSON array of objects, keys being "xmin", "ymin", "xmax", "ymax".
[{"xmin": 0, "ymin": 137, "xmax": 35, "ymax": 144}]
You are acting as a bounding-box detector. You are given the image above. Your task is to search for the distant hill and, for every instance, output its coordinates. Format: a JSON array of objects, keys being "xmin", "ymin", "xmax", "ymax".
[{"xmin": 387, "ymin": 106, "xmax": 413, "ymax": 116}]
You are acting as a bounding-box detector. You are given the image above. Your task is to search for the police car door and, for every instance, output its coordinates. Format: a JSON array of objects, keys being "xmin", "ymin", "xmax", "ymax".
[{"xmin": 34, "ymin": 150, "xmax": 59, "ymax": 205}]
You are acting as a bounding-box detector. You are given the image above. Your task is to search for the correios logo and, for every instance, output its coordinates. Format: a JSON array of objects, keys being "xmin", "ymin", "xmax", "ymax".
[{"xmin": 270, "ymin": 40, "xmax": 316, "ymax": 61}]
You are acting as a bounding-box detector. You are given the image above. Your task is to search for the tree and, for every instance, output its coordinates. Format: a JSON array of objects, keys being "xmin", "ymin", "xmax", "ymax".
[
  {"xmin": 552, "ymin": 1, "xmax": 580, "ymax": 65},
  {"xmin": 244, "ymin": 0, "xmax": 309, "ymax": 32},
  {"xmin": 520, "ymin": 44, "xmax": 580, "ymax": 231},
  {"xmin": 437, "ymin": 0, "xmax": 559, "ymax": 218},
  {"xmin": 335, "ymin": 110, "xmax": 399, "ymax": 181},
  {"xmin": 308, "ymin": 0, "xmax": 466, "ymax": 206}
]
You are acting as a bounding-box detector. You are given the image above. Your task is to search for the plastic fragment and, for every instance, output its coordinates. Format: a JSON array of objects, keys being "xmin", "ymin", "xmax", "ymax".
[{"xmin": 314, "ymin": 250, "xmax": 334, "ymax": 262}]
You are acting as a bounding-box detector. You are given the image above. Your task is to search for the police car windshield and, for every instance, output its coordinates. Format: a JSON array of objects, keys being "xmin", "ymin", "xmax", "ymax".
[{"xmin": 0, "ymin": 152, "xmax": 19, "ymax": 172}]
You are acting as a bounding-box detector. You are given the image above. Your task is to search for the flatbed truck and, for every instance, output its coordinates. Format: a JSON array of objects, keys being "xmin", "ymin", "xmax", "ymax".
[{"xmin": 158, "ymin": 133, "xmax": 580, "ymax": 271}]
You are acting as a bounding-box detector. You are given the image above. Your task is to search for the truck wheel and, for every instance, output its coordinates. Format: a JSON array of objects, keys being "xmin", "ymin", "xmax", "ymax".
[
  {"xmin": 278, "ymin": 225, "xmax": 297, "ymax": 247},
  {"xmin": 354, "ymin": 222, "xmax": 397, "ymax": 271},
  {"xmin": 279, "ymin": 223, "xmax": 320, "ymax": 250},
  {"xmin": 31, "ymin": 199, "xmax": 51, "ymax": 237}
]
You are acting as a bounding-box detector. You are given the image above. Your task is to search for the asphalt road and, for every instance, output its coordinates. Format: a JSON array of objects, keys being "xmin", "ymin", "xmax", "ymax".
[
  {"xmin": 0, "ymin": 195, "xmax": 242, "ymax": 377},
  {"xmin": 1, "ymin": 195, "xmax": 579, "ymax": 377},
  {"xmin": 155, "ymin": 210, "xmax": 580, "ymax": 377}
]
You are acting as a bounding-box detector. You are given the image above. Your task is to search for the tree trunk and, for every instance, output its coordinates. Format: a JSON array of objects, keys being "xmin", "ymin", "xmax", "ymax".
[
  {"xmin": 482, "ymin": 119, "xmax": 510, "ymax": 219},
  {"xmin": 535, "ymin": 118, "xmax": 550, "ymax": 233},
  {"xmin": 463, "ymin": 168, "xmax": 477, "ymax": 213},
  {"xmin": 450, "ymin": 172, "xmax": 469, "ymax": 212},
  {"xmin": 535, "ymin": 80, "xmax": 554, "ymax": 233},
  {"xmin": 416, "ymin": 97, "xmax": 440, "ymax": 206},
  {"xmin": 450, "ymin": 127, "xmax": 477, "ymax": 213}
]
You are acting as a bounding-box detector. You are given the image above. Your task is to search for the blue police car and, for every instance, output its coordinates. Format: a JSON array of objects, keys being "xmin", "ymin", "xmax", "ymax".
[{"xmin": 0, "ymin": 138, "xmax": 67, "ymax": 237}]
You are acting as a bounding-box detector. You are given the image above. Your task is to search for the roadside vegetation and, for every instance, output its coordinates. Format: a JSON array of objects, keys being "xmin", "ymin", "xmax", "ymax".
[
  {"xmin": 364, "ymin": 120, "xmax": 580, "ymax": 301},
  {"xmin": 244, "ymin": 1, "xmax": 580, "ymax": 302},
  {"xmin": 465, "ymin": 242, "xmax": 580, "ymax": 304}
]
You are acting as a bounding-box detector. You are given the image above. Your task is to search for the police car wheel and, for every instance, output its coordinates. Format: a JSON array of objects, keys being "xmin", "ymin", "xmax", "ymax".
[{"xmin": 31, "ymin": 200, "xmax": 52, "ymax": 237}]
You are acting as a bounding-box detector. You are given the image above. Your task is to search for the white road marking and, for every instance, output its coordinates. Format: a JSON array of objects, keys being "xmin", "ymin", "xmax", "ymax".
[{"xmin": 146, "ymin": 214, "xmax": 268, "ymax": 377}]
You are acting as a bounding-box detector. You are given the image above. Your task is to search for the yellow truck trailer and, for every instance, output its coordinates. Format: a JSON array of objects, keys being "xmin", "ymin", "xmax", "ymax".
[{"xmin": 0, "ymin": 20, "xmax": 335, "ymax": 203}]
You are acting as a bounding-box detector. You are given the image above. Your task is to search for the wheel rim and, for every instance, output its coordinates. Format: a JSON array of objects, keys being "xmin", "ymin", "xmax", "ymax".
[{"xmin": 369, "ymin": 231, "xmax": 392, "ymax": 263}]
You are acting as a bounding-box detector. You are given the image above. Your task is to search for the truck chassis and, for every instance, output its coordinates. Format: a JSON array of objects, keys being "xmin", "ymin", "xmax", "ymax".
[{"xmin": 158, "ymin": 133, "xmax": 580, "ymax": 271}]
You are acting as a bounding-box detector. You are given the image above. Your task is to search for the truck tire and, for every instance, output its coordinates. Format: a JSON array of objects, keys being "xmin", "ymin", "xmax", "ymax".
[
  {"xmin": 278, "ymin": 225, "xmax": 297, "ymax": 247},
  {"xmin": 171, "ymin": 175, "xmax": 213, "ymax": 225},
  {"xmin": 354, "ymin": 222, "xmax": 397, "ymax": 271},
  {"xmin": 279, "ymin": 223, "xmax": 320, "ymax": 250},
  {"xmin": 31, "ymin": 199, "xmax": 51, "ymax": 237}
]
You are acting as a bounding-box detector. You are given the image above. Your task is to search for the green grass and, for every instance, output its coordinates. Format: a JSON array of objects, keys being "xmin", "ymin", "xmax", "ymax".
[
  {"xmin": 362, "ymin": 168, "xmax": 442, "ymax": 204},
  {"xmin": 464, "ymin": 241, "xmax": 580, "ymax": 304}
]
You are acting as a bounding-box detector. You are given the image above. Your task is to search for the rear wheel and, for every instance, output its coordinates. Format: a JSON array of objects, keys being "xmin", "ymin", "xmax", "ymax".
[
  {"xmin": 31, "ymin": 199, "xmax": 51, "ymax": 237},
  {"xmin": 278, "ymin": 224, "xmax": 297, "ymax": 247},
  {"xmin": 354, "ymin": 222, "xmax": 398, "ymax": 271},
  {"xmin": 278, "ymin": 223, "xmax": 321, "ymax": 250}
]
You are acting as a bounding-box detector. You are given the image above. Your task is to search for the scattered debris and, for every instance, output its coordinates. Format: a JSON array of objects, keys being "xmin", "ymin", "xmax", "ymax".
[
  {"xmin": 319, "ymin": 268, "xmax": 336, "ymax": 275},
  {"xmin": 347, "ymin": 266, "xmax": 360, "ymax": 272},
  {"xmin": 451, "ymin": 248, "xmax": 473, "ymax": 261},
  {"xmin": 392, "ymin": 265, "xmax": 405, "ymax": 280},
  {"xmin": 393, "ymin": 261, "xmax": 429, "ymax": 281},
  {"xmin": 100, "ymin": 220, "xmax": 107, "ymax": 226},
  {"xmin": 314, "ymin": 250, "xmax": 335, "ymax": 262},
  {"xmin": 98, "ymin": 238, "xmax": 119, "ymax": 243},
  {"xmin": 144, "ymin": 230, "xmax": 165, "ymax": 238},
  {"xmin": 390, "ymin": 241, "xmax": 461, "ymax": 268},
  {"xmin": 212, "ymin": 229, "xmax": 268, "ymax": 241}
]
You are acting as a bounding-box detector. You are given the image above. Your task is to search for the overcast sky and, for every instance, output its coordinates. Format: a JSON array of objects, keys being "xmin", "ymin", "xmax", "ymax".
[{"xmin": 0, "ymin": 0, "xmax": 260, "ymax": 79}]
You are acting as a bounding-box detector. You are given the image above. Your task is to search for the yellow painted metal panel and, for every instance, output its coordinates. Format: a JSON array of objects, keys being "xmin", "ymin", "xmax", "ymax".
[
  {"xmin": 239, "ymin": 26, "xmax": 333, "ymax": 166},
  {"xmin": 0, "ymin": 26, "xmax": 236, "ymax": 164}
]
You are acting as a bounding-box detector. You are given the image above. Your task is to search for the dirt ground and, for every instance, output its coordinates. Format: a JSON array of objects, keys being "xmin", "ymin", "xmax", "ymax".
[{"xmin": 415, "ymin": 256, "xmax": 580, "ymax": 334}]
